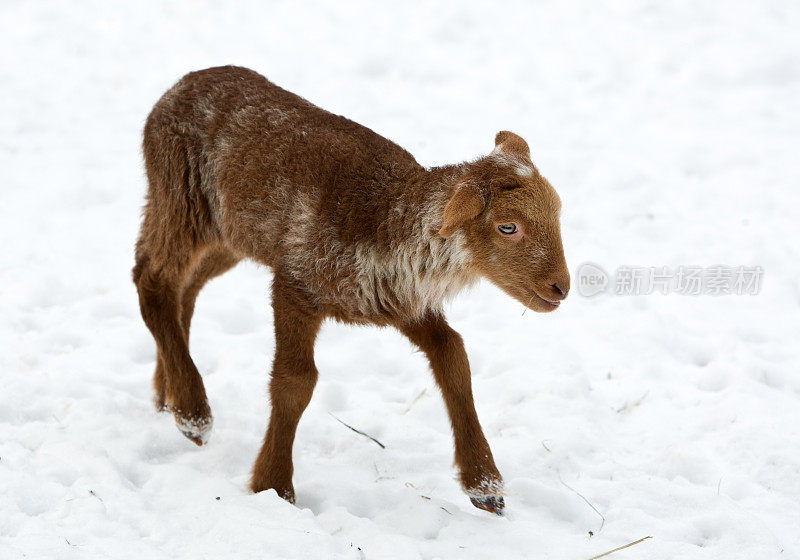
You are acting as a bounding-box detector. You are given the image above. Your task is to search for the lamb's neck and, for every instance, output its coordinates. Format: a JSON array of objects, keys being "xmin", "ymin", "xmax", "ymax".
[
  {"xmin": 335, "ymin": 162, "xmax": 477, "ymax": 319},
  {"xmin": 413, "ymin": 163, "xmax": 468, "ymax": 241},
  {"xmin": 388, "ymin": 162, "xmax": 476, "ymax": 290}
]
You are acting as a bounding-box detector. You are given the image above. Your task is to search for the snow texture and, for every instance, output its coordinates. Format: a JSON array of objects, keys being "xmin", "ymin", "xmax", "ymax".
[{"xmin": 1, "ymin": 1, "xmax": 799, "ymax": 559}]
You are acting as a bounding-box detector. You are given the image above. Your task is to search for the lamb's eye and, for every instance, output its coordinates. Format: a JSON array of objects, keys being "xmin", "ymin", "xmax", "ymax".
[{"xmin": 497, "ymin": 223, "xmax": 518, "ymax": 235}]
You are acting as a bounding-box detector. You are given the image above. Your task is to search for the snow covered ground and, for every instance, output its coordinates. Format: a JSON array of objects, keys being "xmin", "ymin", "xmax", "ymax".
[{"xmin": 2, "ymin": 1, "xmax": 799, "ymax": 558}]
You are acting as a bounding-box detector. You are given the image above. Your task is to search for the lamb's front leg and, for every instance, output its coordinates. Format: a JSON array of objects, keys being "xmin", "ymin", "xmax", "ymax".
[
  {"xmin": 398, "ymin": 311, "xmax": 504, "ymax": 514},
  {"xmin": 250, "ymin": 278, "xmax": 322, "ymax": 502}
]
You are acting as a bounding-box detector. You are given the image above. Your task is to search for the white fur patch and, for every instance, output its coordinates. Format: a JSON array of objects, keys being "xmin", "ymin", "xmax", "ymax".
[
  {"xmin": 491, "ymin": 150, "xmax": 533, "ymax": 177},
  {"xmin": 350, "ymin": 228, "xmax": 474, "ymax": 318},
  {"xmin": 515, "ymin": 163, "xmax": 534, "ymax": 177},
  {"xmin": 464, "ymin": 476, "xmax": 505, "ymax": 498}
]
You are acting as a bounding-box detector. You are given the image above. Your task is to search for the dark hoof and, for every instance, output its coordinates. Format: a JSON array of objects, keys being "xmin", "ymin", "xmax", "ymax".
[
  {"xmin": 181, "ymin": 431, "xmax": 205, "ymax": 446},
  {"xmin": 277, "ymin": 487, "xmax": 296, "ymax": 504},
  {"xmin": 173, "ymin": 411, "xmax": 213, "ymax": 446},
  {"xmin": 470, "ymin": 495, "xmax": 505, "ymax": 515},
  {"xmin": 250, "ymin": 481, "xmax": 296, "ymax": 504}
]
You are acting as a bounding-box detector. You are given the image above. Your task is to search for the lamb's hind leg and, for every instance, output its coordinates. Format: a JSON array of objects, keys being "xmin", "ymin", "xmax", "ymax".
[
  {"xmin": 158, "ymin": 247, "xmax": 237, "ymax": 420},
  {"xmin": 136, "ymin": 119, "xmax": 221, "ymax": 444},
  {"xmin": 135, "ymin": 255, "xmax": 213, "ymax": 446},
  {"xmin": 180, "ymin": 247, "xmax": 240, "ymax": 340},
  {"xmin": 146, "ymin": 248, "xmax": 233, "ymax": 417}
]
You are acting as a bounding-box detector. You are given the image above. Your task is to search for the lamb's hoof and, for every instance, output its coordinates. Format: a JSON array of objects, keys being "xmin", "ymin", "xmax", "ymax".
[
  {"xmin": 277, "ymin": 487, "xmax": 296, "ymax": 504},
  {"xmin": 182, "ymin": 431, "xmax": 205, "ymax": 446},
  {"xmin": 174, "ymin": 413, "xmax": 213, "ymax": 446},
  {"xmin": 470, "ymin": 495, "xmax": 505, "ymax": 515},
  {"xmin": 464, "ymin": 475, "xmax": 504, "ymax": 514},
  {"xmin": 250, "ymin": 480, "xmax": 295, "ymax": 504}
]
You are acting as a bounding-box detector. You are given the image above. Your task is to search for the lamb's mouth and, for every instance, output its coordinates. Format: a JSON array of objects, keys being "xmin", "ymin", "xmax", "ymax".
[{"xmin": 531, "ymin": 291, "xmax": 561, "ymax": 310}]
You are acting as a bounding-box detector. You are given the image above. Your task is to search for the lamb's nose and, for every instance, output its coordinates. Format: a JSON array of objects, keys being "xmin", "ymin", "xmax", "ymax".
[
  {"xmin": 544, "ymin": 270, "xmax": 570, "ymax": 301},
  {"xmin": 551, "ymin": 281, "xmax": 569, "ymax": 300}
]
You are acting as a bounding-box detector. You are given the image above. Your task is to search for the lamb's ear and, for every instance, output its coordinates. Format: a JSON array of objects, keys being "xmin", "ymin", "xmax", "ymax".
[
  {"xmin": 439, "ymin": 183, "xmax": 485, "ymax": 238},
  {"xmin": 493, "ymin": 131, "xmax": 530, "ymax": 159}
]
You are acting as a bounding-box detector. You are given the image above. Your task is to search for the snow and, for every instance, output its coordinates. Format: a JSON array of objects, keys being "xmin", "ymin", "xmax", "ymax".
[{"xmin": 2, "ymin": 1, "xmax": 799, "ymax": 558}]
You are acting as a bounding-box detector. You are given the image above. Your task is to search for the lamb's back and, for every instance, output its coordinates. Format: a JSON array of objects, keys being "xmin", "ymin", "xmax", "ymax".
[{"xmin": 146, "ymin": 66, "xmax": 426, "ymax": 299}]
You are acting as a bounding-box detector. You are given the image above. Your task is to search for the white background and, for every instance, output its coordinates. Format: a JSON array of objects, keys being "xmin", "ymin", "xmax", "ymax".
[{"xmin": 1, "ymin": 1, "xmax": 799, "ymax": 558}]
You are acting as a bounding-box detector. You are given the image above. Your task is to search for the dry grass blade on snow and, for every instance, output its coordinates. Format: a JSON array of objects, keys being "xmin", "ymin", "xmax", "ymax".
[{"xmin": 586, "ymin": 536, "xmax": 653, "ymax": 559}]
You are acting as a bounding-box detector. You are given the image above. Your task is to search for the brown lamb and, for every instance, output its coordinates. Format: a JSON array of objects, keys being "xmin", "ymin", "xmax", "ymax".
[{"xmin": 133, "ymin": 65, "xmax": 569, "ymax": 514}]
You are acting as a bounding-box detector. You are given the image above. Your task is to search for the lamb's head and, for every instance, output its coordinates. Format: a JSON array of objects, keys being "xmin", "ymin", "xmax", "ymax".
[{"xmin": 439, "ymin": 131, "xmax": 569, "ymax": 312}]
